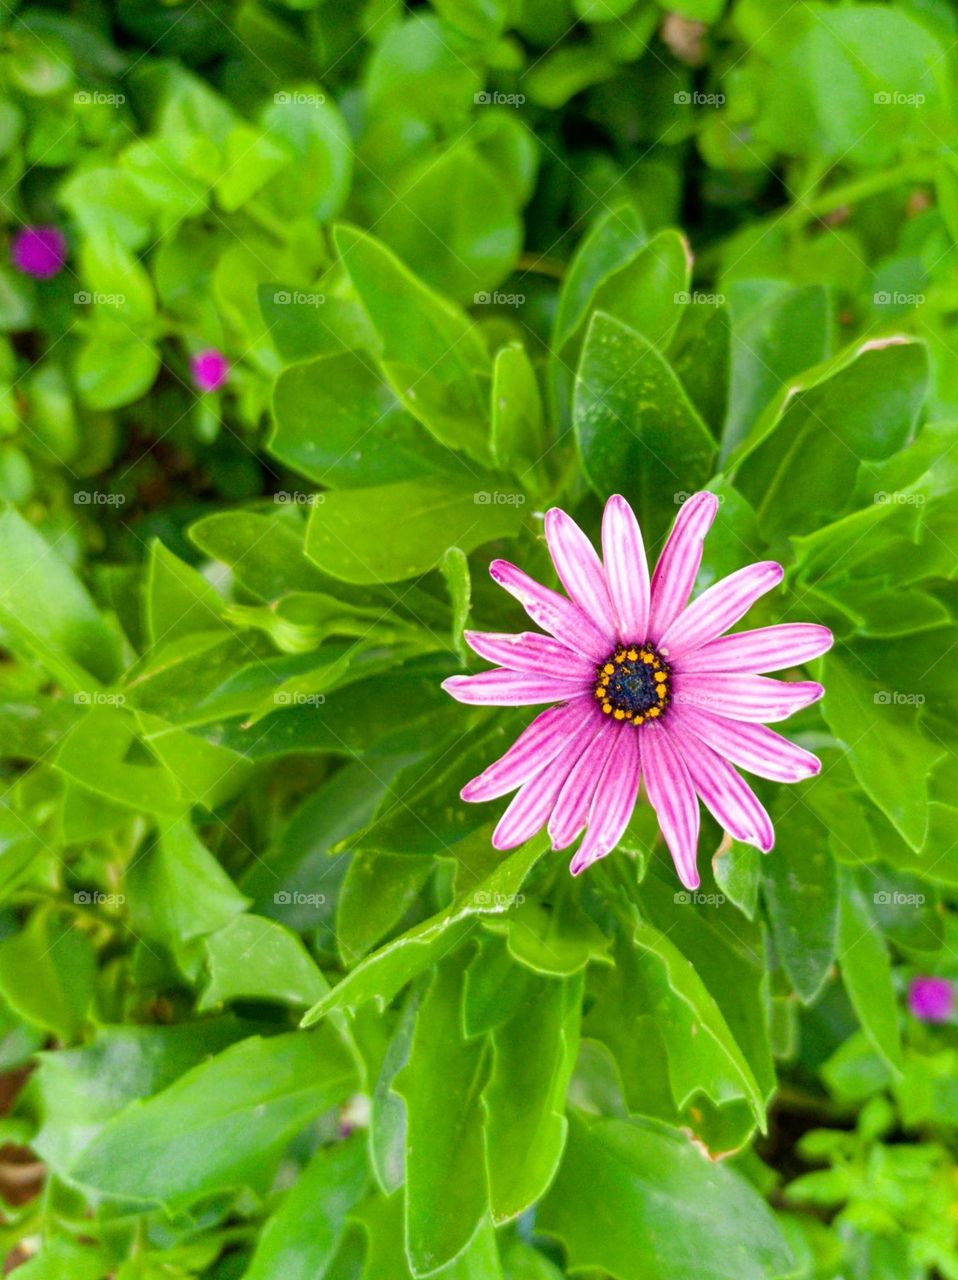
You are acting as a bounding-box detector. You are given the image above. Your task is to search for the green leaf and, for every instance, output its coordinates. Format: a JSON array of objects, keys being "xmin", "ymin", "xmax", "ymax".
[
  {"xmin": 71, "ymin": 1030, "xmax": 357, "ymax": 1208},
  {"xmin": 244, "ymin": 1135, "xmax": 368, "ymax": 1280},
  {"xmin": 304, "ymin": 478, "xmax": 525, "ymax": 584},
  {"xmin": 74, "ymin": 331, "xmax": 161, "ymax": 410},
  {"xmin": 54, "ymin": 707, "xmax": 184, "ymax": 816},
  {"xmin": 301, "ymin": 836, "xmax": 547, "ymax": 1023},
  {"xmin": 394, "ymin": 950, "xmax": 490, "ymax": 1275},
  {"xmin": 574, "ymin": 312, "xmax": 716, "ymax": 540},
  {"xmin": 483, "ymin": 972, "xmax": 582, "ymax": 1223},
  {"xmin": 491, "ymin": 343, "xmax": 544, "ymax": 478},
  {"xmin": 539, "ymin": 1113, "xmax": 796, "ymax": 1280},
  {"xmin": 762, "ymin": 794, "xmax": 839, "ymax": 1003},
  {"xmin": 0, "ymin": 505, "xmax": 121, "ymax": 686},
  {"xmin": 337, "ymin": 852, "xmax": 434, "ymax": 965},
  {"xmin": 377, "ymin": 146, "xmax": 521, "ymax": 302},
  {"xmin": 125, "ymin": 815, "xmax": 250, "ymax": 945},
  {"xmin": 0, "ymin": 910, "xmax": 95, "ymax": 1040},
  {"xmin": 144, "ymin": 538, "xmax": 225, "ymax": 649},
  {"xmin": 837, "ymin": 868, "xmax": 903, "ymax": 1075},
  {"xmin": 553, "ymin": 203, "xmax": 646, "ymax": 354},
  {"xmin": 199, "ymin": 914, "xmax": 327, "ymax": 1009}
]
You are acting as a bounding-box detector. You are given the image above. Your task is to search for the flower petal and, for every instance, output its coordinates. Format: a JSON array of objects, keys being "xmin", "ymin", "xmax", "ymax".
[
  {"xmin": 461, "ymin": 700, "xmax": 599, "ymax": 802},
  {"xmin": 464, "ymin": 630, "xmax": 595, "ymax": 681},
  {"xmin": 492, "ymin": 722, "xmax": 601, "ymax": 849},
  {"xmin": 544, "ymin": 508, "xmax": 618, "ymax": 637},
  {"xmin": 442, "ymin": 671, "xmax": 589, "ymax": 706},
  {"xmin": 658, "ymin": 561, "xmax": 784, "ymax": 659},
  {"xmin": 490, "ymin": 559, "xmax": 612, "ymax": 660},
  {"xmin": 667, "ymin": 722, "xmax": 774, "ymax": 852},
  {"xmin": 648, "ymin": 492, "xmax": 720, "ymax": 642},
  {"xmin": 677, "ymin": 623, "xmax": 834, "ymax": 674},
  {"xmin": 641, "ymin": 725, "xmax": 701, "ymax": 890},
  {"xmin": 601, "ymin": 494, "xmax": 650, "ymax": 642},
  {"xmin": 674, "ymin": 673, "xmax": 824, "ymax": 722},
  {"xmin": 570, "ymin": 728, "xmax": 642, "ymax": 875},
  {"xmin": 670, "ymin": 704, "xmax": 822, "ymax": 783},
  {"xmin": 548, "ymin": 718, "xmax": 618, "ymax": 849}
]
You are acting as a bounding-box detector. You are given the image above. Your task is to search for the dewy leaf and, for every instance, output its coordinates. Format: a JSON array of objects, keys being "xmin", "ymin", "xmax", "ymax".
[
  {"xmin": 761, "ymin": 792, "xmax": 839, "ymax": 1004},
  {"xmin": 244, "ymin": 1135, "xmax": 367, "ymax": 1280},
  {"xmin": 822, "ymin": 641, "xmax": 944, "ymax": 850},
  {"xmin": 394, "ymin": 950, "xmax": 490, "ymax": 1276},
  {"xmin": 490, "ymin": 343, "xmax": 544, "ymax": 478},
  {"xmin": 538, "ymin": 1114, "xmax": 796, "ymax": 1280},
  {"xmin": 837, "ymin": 867, "xmax": 903, "ymax": 1075},
  {"xmin": 198, "ymin": 914, "xmax": 328, "ymax": 1010},
  {"xmin": 553, "ymin": 202, "xmax": 647, "ymax": 354},
  {"xmin": 729, "ymin": 337, "xmax": 929, "ymax": 540},
  {"xmin": 144, "ymin": 538, "xmax": 226, "ymax": 649},
  {"xmin": 304, "ymin": 478, "xmax": 525, "ymax": 584},
  {"xmin": 0, "ymin": 506, "xmax": 121, "ymax": 686},
  {"xmin": 71, "ymin": 1030, "xmax": 357, "ymax": 1209},
  {"xmin": 301, "ymin": 836, "xmax": 547, "ymax": 1023},
  {"xmin": 574, "ymin": 312, "xmax": 716, "ymax": 541},
  {"xmin": 483, "ymin": 972, "xmax": 583, "ymax": 1224},
  {"xmin": 332, "ymin": 224, "xmax": 491, "ymax": 463}
]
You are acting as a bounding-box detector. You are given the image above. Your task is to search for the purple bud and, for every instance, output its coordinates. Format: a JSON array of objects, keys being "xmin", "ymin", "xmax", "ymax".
[
  {"xmin": 191, "ymin": 348, "xmax": 229, "ymax": 393},
  {"xmin": 908, "ymin": 976, "xmax": 953, "ymax": 1023},
  {"xmin": 11, "ymin": 225, "xmax": 67, "ymax": 279}
]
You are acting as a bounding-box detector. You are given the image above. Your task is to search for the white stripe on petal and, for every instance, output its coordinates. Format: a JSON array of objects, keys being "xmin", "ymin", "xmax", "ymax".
[
  {"xmin": 677, "ymin": 623, "xmax": 834, "ymax": 674},
  {"xmin": 570, "ymin": 727, "xmax": 642, "ymax": 875},
  {"xmin": 548, "ymin": 717, "xmax": 618, "ymax": 849},
  {"xmin": 673, "ymin": 672, "xmax": 824, "ymax": 722},
  {"xmin": 648, "ymin": 492, "xmax": 719, "ymax": 642},
  {"xmin": 669, "ymin": 704, "xmax": 822, "ymax": 782},
  {"xmin": 461, "ymin": 700, "xmax": 599, "ymax": 803},
  {"xmin": 490, "ymin": 559, "xmax": 613, "ymax": 660},
  {"xmin": 464, "ymin": 630, "xmax": 595, "ymax": 680},
  {"xmin": 442, "ymin": 670, "xmax": 591, "ymax": 706},
  {"xmin": 545, "ymin": 508, "xmax": 619, "ymax": 638},
  {"xmin": 492, "ymin": 723, "xmax": 601, "ymax": 850},
  {"xmin": 668, "ymin": 722, "xmax": 774, "ymax": 852},
  {"xmin": 601, "ymin": 494, "xmax": 651, "ymax": 644},
  {"xmin": 641, "ymin": 725, "xmax": 701, "ymax": 890},
  {"xmin": 658, "ymin": 561, "xmax": 784, "ymax": 659}
]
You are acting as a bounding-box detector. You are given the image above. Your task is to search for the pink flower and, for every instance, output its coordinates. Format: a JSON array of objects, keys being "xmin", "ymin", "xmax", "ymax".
[
  {"xmin": 11, "ymin": 225, "xmax": 67, "ymax": 279},
  {"xmin": 908, "ymin": 976, "xmax": 953, "ymax": 1023},
  {"xmin": 442, "ymin": 493, "xmax": 832, "ymax": 887},
  {"xmin": 191, "ymin": 348, "xmax": 229, "ymax": 393}
]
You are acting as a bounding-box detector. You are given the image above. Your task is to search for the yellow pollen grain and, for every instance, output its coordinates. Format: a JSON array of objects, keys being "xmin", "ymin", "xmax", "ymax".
[
  {"xmin": 613, "ymin": 709, "xmax": 626, "ymax": 720},
  {"xmin": 634, "ymin": 715, "xmax": 644, "ymax": 725},
  {"xmin": 602, "ymin": 702, "xmax": 612, "ymax": 714},
  {"xmin": 648, "ymin": 706, "xmax": 660, "ymax": 718},
  {"xmin": 627, "ymin": 648, "xmax": 638, "ymax": 661},
  {"xmin": 642, "ymin": 653, "xmax": 654, "ymax": 664},
  {"xmin": 655, "ymin": 671, "xmax": 668, "ymax": 682},
  {"xmin": 603, "ymin": 663, "xmax": 615, "ymax": 675}
]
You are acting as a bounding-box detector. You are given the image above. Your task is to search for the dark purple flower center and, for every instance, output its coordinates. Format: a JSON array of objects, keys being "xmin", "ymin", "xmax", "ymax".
[{"xmin": 594, "ymin": 644, "xmax": 671, "ymax": 725}]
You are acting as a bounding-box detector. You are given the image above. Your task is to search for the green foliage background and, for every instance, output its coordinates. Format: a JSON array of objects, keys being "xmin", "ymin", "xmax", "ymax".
[{"xmin": 0, "ymin": 0, "xmax": 957, "ymax": 1276}]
